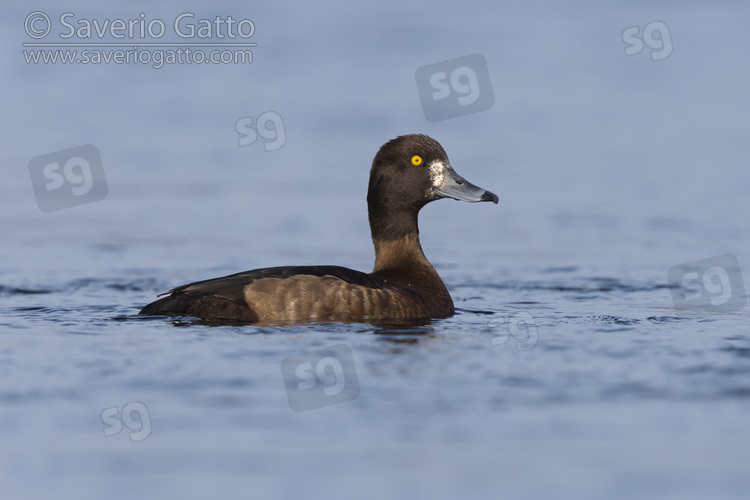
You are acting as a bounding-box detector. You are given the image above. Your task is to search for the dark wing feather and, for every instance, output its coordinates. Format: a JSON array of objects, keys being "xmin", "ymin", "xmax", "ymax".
[{"xmin": 138, "ymin": 265, "xmax": 386, "ymax": 321}]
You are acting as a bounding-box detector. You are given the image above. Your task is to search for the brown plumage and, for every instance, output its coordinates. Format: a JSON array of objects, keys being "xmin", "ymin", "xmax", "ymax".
[{"xmin": 138, "ymin": 134, "xmax": 498, "ymax": 325}]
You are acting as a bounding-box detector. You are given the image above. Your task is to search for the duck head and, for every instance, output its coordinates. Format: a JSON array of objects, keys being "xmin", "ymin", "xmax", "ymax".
[{"xmin": 367, "ymin": 134, "xmax": 498, "ymax": 241}]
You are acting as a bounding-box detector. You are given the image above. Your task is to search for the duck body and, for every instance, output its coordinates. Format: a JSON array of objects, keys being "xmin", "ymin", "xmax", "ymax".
[
  {"xmin": 138, "ymin": 257, "xmax": 452, "ymax": 324},
  {"xmin": 139, "ymin": 134, "xmax": 497, "ymax": 325}
]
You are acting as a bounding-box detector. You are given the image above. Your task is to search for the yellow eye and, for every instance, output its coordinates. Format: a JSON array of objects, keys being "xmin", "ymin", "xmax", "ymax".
[{"xmin": 411, "ymin": 155, "xmax": 423, "ymax": 166}]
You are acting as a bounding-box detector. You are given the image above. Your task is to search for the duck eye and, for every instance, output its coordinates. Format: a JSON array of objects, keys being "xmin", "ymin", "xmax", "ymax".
[{"xmin": 411, "ymin": 155, "xmax": 423, "ymax": 166}]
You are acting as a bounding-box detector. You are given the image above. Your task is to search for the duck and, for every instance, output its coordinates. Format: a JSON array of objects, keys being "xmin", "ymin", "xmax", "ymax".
[{"xmin": 138, "ymin": 134, "xmax": 498, "ymax": 325}]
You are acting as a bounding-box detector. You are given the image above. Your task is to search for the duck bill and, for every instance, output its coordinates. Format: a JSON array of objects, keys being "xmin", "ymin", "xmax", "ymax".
[{"xmin": 434, "ymin": 167, "xmax": 498, "ymax": 204}]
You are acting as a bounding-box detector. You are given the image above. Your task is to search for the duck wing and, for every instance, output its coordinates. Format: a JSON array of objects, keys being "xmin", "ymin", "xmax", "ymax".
[{"xmin": 138, "ymin": 265, "xmax": 387, "ymax": 323}]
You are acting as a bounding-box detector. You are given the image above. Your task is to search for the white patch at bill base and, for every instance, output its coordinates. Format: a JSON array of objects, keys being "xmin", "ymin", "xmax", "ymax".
[{"xmin": 428, "ymin": 160, "xmax": 446, "ymax": 187}]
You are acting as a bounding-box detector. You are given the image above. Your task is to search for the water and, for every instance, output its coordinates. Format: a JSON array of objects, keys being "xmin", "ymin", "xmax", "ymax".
[{"xmin": 2, "ymin": 1, "xmax": 750, "ymax": 499}]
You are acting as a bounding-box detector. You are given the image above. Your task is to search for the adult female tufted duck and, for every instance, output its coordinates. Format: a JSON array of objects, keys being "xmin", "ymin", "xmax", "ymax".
[{"xmin": 139, "ymin": 134, "xmax": 498, "ymax": 324}]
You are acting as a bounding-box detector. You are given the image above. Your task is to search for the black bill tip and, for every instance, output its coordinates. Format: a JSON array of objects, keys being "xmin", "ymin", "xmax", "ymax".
[{"xmin": 481, "ymin": 190, "xmax": 499, "ymax": 204}]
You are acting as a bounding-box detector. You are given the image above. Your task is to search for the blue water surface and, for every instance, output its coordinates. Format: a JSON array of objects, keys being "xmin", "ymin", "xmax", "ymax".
[{"xmin": 2, "ymin": 1, "xmax": 750, "ymax": 499}]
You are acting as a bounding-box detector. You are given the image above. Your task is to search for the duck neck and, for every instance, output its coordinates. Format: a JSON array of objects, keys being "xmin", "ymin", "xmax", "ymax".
[
  {"xmin": 370, "ymin": 232, "xmax": 446, "ymax": 299},
  {"xmin": 372, "ymin": 232, "xmax": 427, "ymax": 274},
  {"xmin": 368, "ymin": 202, "xmax": 427, "ymax": 276},
  {"xmin": 367, "ymin": 181, "xmax": 447, "ymax": 291}
]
